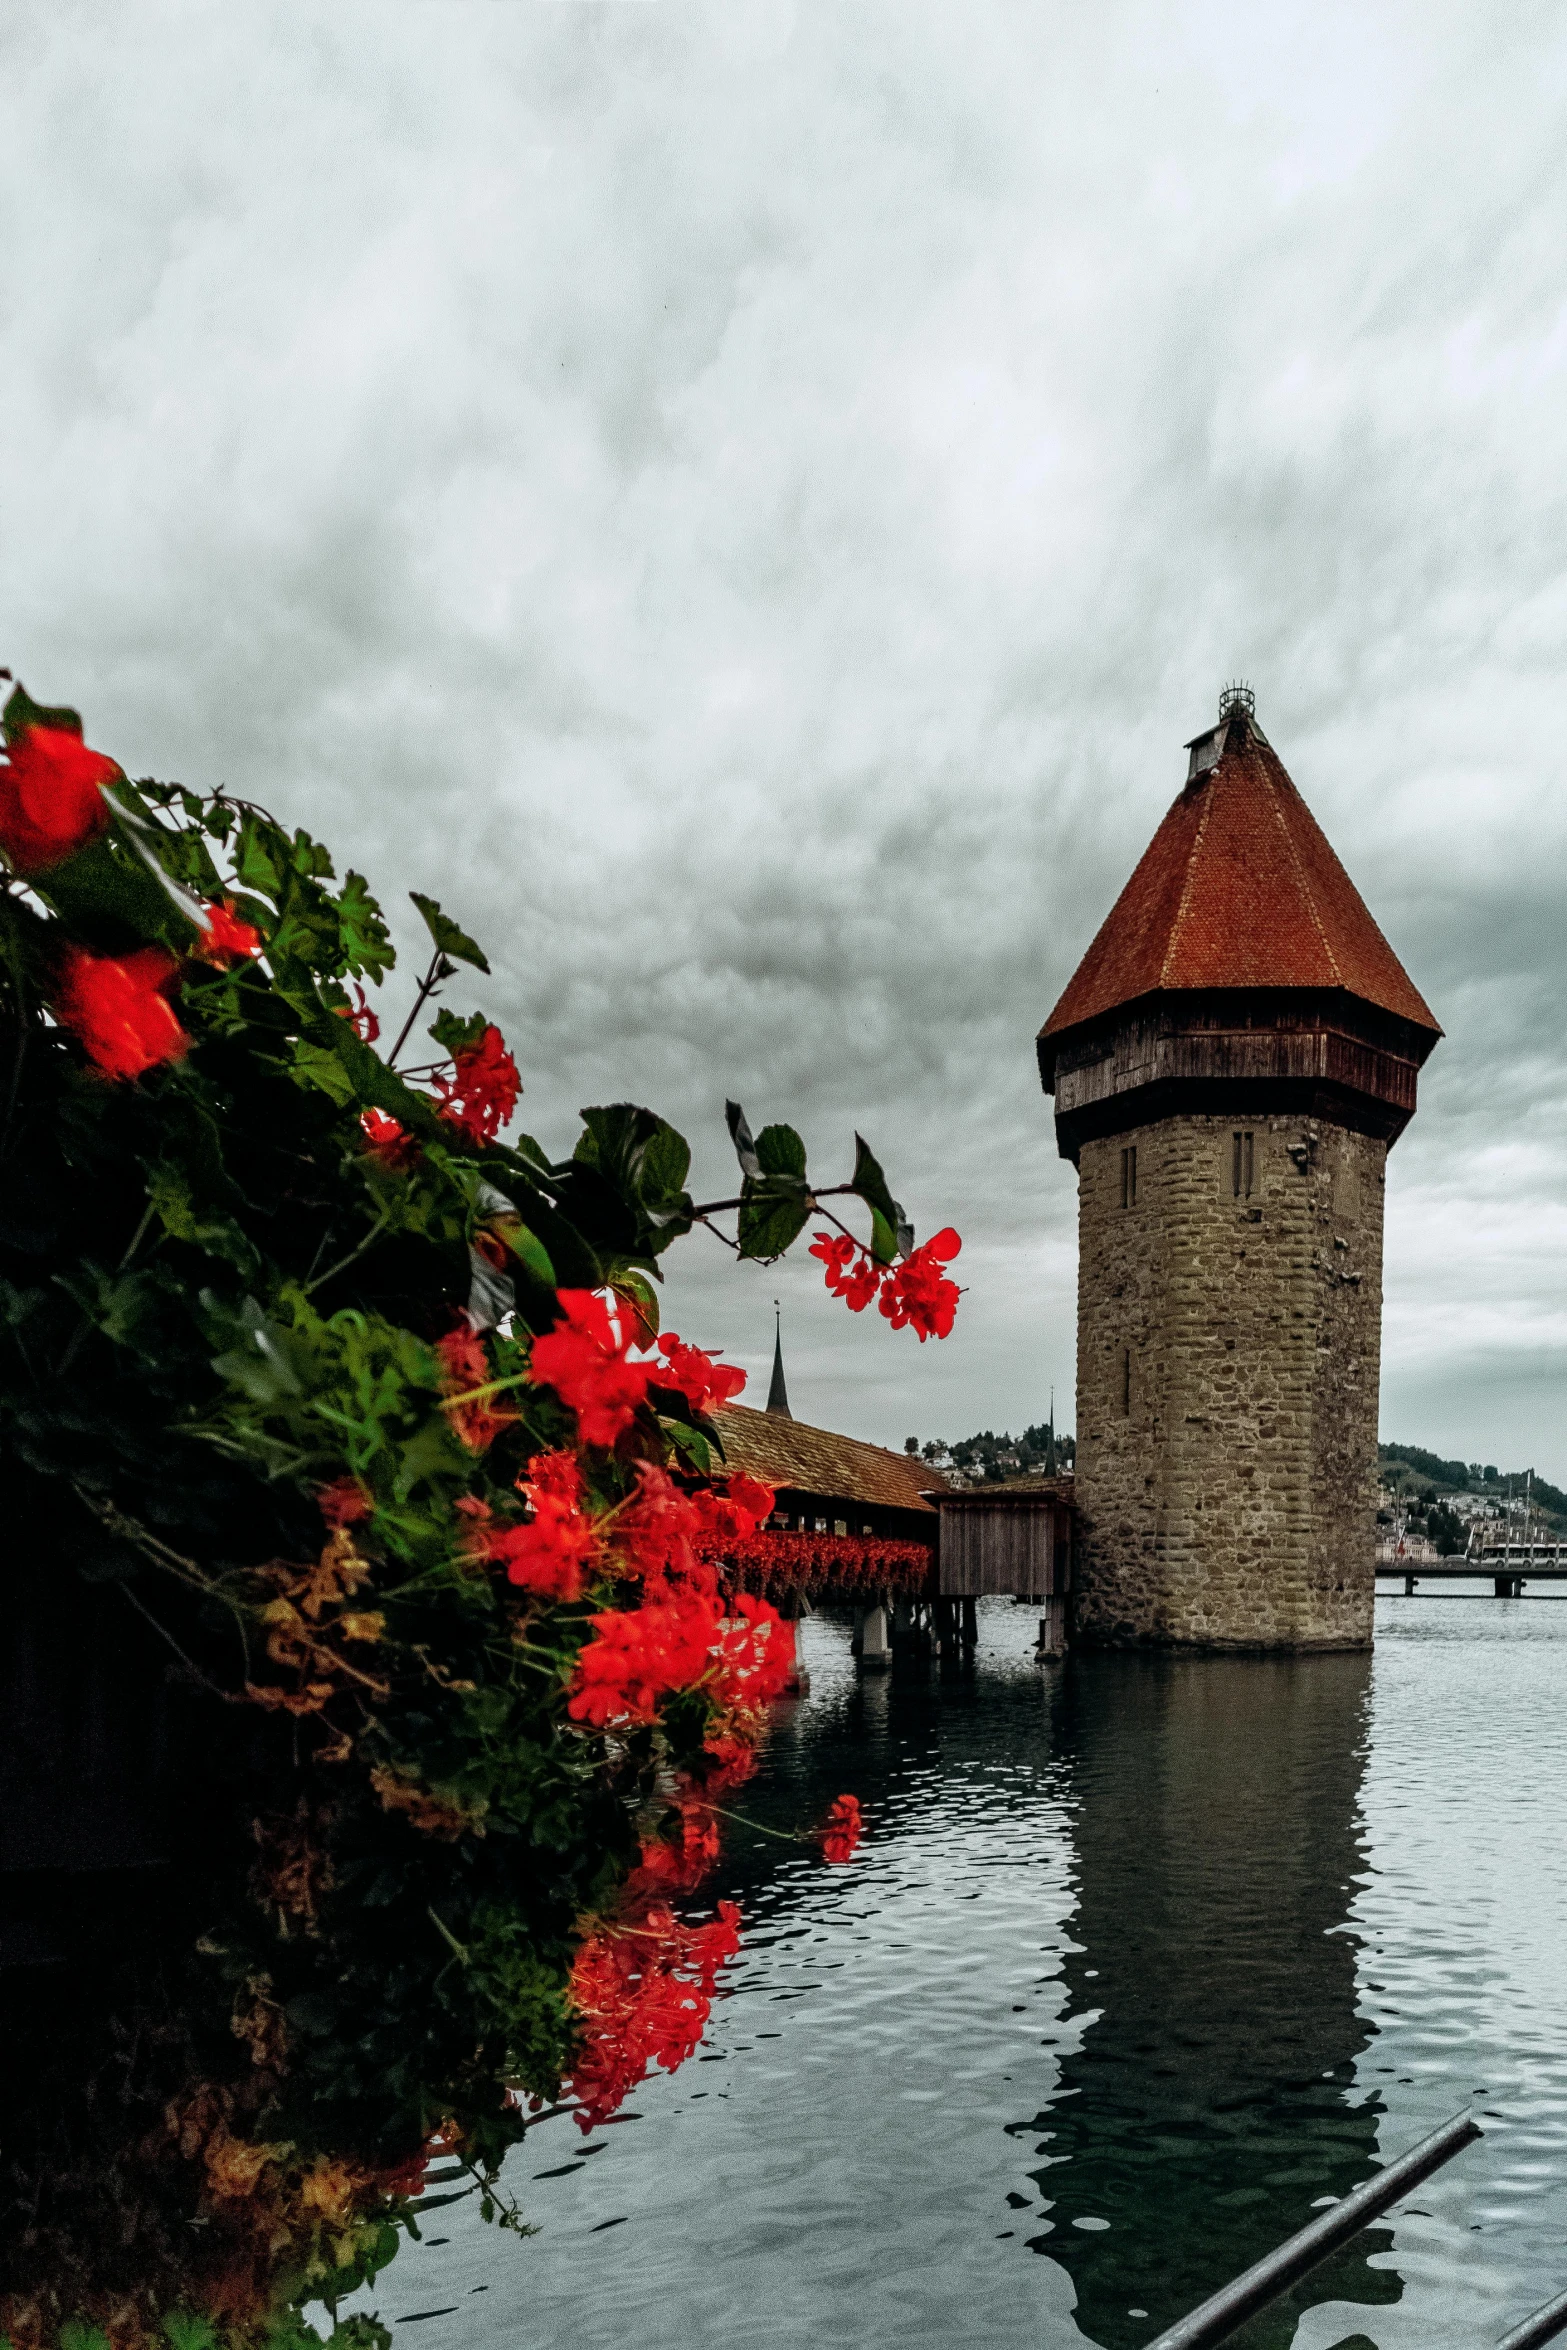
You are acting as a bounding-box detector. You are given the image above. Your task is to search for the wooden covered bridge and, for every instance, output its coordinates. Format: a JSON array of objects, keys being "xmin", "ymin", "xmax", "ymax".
[{"xmin": 711, "ymin": 1399, "xmax": 1073, "ymax": 1671}]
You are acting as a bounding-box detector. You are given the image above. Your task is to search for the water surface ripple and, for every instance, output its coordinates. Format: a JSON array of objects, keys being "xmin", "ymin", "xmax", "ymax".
[{"xmin": 341, "ymin": 1596, "xmax": 1567, "ymax": 2347}]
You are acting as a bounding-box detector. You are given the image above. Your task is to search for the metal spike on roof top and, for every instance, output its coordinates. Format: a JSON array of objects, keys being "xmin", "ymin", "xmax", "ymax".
[
  {"xmin": 1218, "ymin": 680, "xmax": 1256, "ymax": 721},
  {"xmin": 766, "ymin": 1302, "xmax": 792, "ymax": 1419}
]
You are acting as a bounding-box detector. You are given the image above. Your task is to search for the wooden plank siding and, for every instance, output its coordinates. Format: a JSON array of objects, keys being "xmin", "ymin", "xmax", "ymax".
[{"xmin": 936, "ymin": 1491, "xmax": 1072, "ymax": 1598}]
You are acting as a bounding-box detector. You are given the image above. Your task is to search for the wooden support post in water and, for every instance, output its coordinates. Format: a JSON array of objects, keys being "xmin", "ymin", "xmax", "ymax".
[{"xmin": 960, "ymin": 1596, "xmax": 978, "ymax": 1646}]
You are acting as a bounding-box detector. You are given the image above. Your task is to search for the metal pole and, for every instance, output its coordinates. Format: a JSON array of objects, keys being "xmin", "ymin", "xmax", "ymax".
[
  {"xmin": 1497, "ymin": 2284, "xmax": 1567, "ymax": 2350},
  {"xmin": 1140, "ymin": 2111, "xmax": 1482, "ymax": 2350}
]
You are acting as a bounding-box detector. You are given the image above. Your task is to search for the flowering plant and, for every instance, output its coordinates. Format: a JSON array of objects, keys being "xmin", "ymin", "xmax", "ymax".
[{"xmin": 0, "ymin": 680, "xmax": 958, "ymax": 2349}]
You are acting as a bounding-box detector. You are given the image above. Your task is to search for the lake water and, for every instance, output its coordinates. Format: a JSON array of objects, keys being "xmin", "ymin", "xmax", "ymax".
[{"xmin": 338, "ymin": 1591, "xmax": 1567, "ymax": 2348}]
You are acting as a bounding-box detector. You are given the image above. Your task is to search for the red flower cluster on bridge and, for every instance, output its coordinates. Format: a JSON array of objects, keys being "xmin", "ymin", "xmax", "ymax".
[{"xmin": 717, "ymin": 1528, "xmax": 933, "ymax": 1600}]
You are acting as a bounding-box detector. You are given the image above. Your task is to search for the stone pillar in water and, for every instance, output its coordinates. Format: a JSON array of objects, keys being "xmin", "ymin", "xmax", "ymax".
[{"xmin": 1036, "ymin": 690, "xmax": 1441, "ymax": 1651}]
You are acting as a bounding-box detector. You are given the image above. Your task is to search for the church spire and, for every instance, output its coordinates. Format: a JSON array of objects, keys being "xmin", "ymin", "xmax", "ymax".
[{"xmin": 765, "ymin": 1302, "xmax": 792, "ymax": 1418}]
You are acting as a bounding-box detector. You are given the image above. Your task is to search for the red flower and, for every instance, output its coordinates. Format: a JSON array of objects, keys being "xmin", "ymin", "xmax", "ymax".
[
  {"xmin": 719, "ymin": 1528, "xmax": 930, "ymax": 1601},
  {"xmin": 566, "ymin": 1595, "xmax": 720, "ymax": 1730},
  {"xmin": 436, "ymin": 1324, "xmax": 512, "ymax": 1451},
  {"xmin": 698, "ymin": 1731, "xmax": 759, "ymax": 1795},
  {"xmin": 612, "ymin": 1462, "xmax": 774, "ymax": 1602},
  {"xmin": 629, "ymin": 1794, "xmax": 723, "ymax": 1895},
  {"xmin": 652, "ymin": 1333, "xmax": 747, "ymax": 1416},
  {"xmin": 707, "ymin": 1593, "xmax": 792, "ymax": 1716},
  {"xmin": 318, "ymin": 1477, "xmax": 372, "ymax": 1528},
  {"xmin": 810, "ymin": 1225, "xmax": 963, "ymax": 1341},
  {"xmin": 0, "ymin": 723, "xmax": 117, "ymax": 873},
  {"xmin": 567, "ymin": 1899, "xmax": 742, "ymax": 2130},
  {"xmin": 809, "ymin": 1229, "xmax": 886, "ymax": 1313},
  {"xmin": 52, "ymin": 945, "xmax": 189, "ymax": 1081},
  {"xmin": 530, "ymin": 1290, "xmax": 650, "ymax": 1448},
  {"xmin": 879, "ymin": 1228, "xmax": 962, "ymax": 1342},
  {"xmin": 821, "ymin": 1793, "xmax": 862, "ymax": 1864},
  {"xmin": 434, "ymin": 1023, "xmax": 521, "ymax": 1146},
  {"xmin": 196, "ymin": 898, "xmax": 264, "ymax": 965},
  {"xmin": 470, "ymin": 1449, "xmax": 600, "ymax": 1602},
  {"xmin": 334, "ymin": 982, "xmax": 379, "ymax": 1040},
  {"xmin": 360, "ymin": 1108, "xmax": 418, "ymax": 1170}
]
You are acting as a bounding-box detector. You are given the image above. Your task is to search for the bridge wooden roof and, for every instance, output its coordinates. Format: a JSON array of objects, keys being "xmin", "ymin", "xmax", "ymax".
[
  {"xmin": 713, "ymin": 1404, "xmax": 946, "ymax": 1517},
  {"xmin": 1040, "ymin": 712, "xmax": 1439, "ymax": 1043}
]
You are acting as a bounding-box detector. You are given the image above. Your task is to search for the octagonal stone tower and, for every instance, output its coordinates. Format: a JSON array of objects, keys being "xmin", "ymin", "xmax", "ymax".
[{"xmin": 1037, "ymin": 691, "xmax": 1441, "ymax": 1650}]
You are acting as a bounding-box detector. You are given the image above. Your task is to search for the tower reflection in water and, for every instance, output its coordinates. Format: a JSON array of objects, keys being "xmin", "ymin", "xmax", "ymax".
[{"xmin": 1033, "ymin": 1652, "xmax": 1397, "ymax": 2350}]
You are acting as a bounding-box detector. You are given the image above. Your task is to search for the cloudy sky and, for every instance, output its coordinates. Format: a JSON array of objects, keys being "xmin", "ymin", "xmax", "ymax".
[{"xmin": 5, "ymin": 1, "xmax": 1567, "ymax": 1475}]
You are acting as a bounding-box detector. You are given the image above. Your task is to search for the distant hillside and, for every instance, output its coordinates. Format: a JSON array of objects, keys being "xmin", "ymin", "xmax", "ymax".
[{"xmin": 1379, "ymin": 1442, "xmax": 1567, "ymax": 1526}]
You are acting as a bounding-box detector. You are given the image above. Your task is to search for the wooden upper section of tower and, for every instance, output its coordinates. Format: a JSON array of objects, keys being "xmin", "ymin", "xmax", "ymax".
[{"xmin": 1037, "ymin": 695, "xmax": 1441, "ymax": 1161}]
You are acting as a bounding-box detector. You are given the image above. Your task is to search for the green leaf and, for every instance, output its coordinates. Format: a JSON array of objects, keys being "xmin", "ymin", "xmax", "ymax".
[
  {"xmin": 2, "ymin": 679, "xmax": 84, "ymax": 745},
  {"xmin": 612, "ymin": 1267, "xmax": 660, "ymax": 1340},
  {"xmin": 574, "ymin": 1105, "xmax": 693, "ymax": 1253},
  {"xmin": 211, "ymin": 1297, "xmax": 311, "ymax": 1406},
  {"xmin": 336, "ymin": 869, "xmax": 396, "ymax": 982},
  {"xmin": 145, "ymin": 1162, "xmax": 260, "ymax": 1276},
  {"xmin": 733, "ymin": 1122, "xmax": 810, "ymax": 1260},
  {"xmin": 665, "ymin": 1418, "xmax": 717, "ymax": 1474},
  {"xmin": 498, "ymin": 1219, "xmax": 557, "ymax": 1291},
  {"xmin": 430, "ymin": 1006, "xmax": 488, "ymax": 1056},
  {"xmin": 35, "ymin": 831, "xmax": 196, "ymax": 951},
  {"xmin": 290, "ymin": 1039, "xmax": 360, "ymax": 1107},
  {"xmin": 164, "ymin": 2316, "xmax": 221, "ymax": 2350},
  {"xmin": 410, "ymin": 890, "xmax": 491, "ymax": 974},
  {"xmin": 755, "ymin": 1122, "xmax": 806, "ymax": 1179},
  {"xmin": 736, "ymin": 1188, "xmax": 810, "ymax": 1262},
  {"xmin": 850, "ymin": 1132, "xmax": 907, "ymax": 1265},
  {"xmin": 233, "ymin": 813, "xmax": 285, "ymax": 900}
]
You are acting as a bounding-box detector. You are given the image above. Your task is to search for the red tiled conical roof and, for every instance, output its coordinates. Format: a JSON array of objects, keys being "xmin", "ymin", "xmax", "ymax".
[{"xmin": 1041, "ymin": 716, "xmax": 1439, "ymax": 1039}]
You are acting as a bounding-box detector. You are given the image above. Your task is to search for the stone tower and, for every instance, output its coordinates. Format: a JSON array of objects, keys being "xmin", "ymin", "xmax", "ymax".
[{"xmin": 1037, "ymin": 691, "xmax": 1441, "ymax": 1650}]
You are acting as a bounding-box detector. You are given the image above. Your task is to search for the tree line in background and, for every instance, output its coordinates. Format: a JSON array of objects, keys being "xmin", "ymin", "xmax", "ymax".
[{"xmin": 903, "ymin": 1423, "xmax": 1074, "ymax": 1483}]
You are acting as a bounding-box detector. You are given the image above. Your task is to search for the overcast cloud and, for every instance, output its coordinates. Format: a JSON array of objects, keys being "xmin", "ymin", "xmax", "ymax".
[{"xmin": 4, "ymin": 1, "xmax": 1567, "ymax": 1473}]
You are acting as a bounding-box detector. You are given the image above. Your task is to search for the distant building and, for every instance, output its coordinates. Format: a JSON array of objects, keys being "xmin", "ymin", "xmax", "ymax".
[{"xmin": 1037, "ymin": 689, "xmax": 1441, "ymax": 1651}]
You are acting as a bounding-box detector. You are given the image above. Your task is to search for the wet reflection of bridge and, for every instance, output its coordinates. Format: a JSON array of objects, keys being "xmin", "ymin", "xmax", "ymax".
[{"xmin": 1034, "ymin": 1653, "xmax": 1398, "ymax": 2350}]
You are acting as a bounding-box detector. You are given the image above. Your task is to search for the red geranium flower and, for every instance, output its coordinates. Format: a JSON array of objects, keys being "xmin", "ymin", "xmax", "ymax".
[
  {"xmin": 433, "ymin": 1023, "xmax": 521, "ymax": 1146},
  {"xmin": 318, "ymin": 1477, "xmax": 372, "ymax": 1528},
  {"xmin": 653, "ymin": 1333, "xmax": 747, "ymax": 1416},
  {"xmin": 436, "ymin": 1324, "xmax": 513, "ymax": 1451},
  {"xmin": 52, "ymin": 945, "xmax": 189, "ymax": 1081},
  {"xmin": 360, "ymin": 1109, "xmax": 418, "ymax": 1170},
  {"xmin": 195, "ymin": 899, "xmax": 264, "ymax": 965},
  {"xmin": 566, "ymin": 1899, "xmax": 742, "ymax": 2130},
  {"xmin": 879, "ymin": 1228, "xmax": 962, "ymax": 1342},
  {"xmin": 611, "ymin": 1461, "xmax": 774, "ymax": 1602},
  {"xmin": 810, "ymin": 1225, "xmax": 963, "ymax": 1341},
  {"xmin": 809, "ymin": 1229, "xmax": 886, "ymax": 1313},
  {"xmin": 469, "ymin": 1448, "xmax": 600, "ymax": 1602},
  {"xmin": 0, "ymin": 723, "xmax": 117, "ymax": 873},
  {"xmin": 566, "ymin": 1595, "xmax": 721, "ymax": 1730},
  {"xmin": 334, "ymin": 982, "xmax": 379, "ymax": 1040},
  {"xmin": 530, "ymin": 1290, "xmax": 650, "ymax": 1448},
  {"xmin": 821, "ymin": 1792, "xmax": 863, "ymax": 1864}
]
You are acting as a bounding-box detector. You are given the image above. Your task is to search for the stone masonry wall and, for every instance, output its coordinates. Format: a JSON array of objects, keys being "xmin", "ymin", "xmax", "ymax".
[{"xmin": 1072, "ymin": 1113, "xmax": 1386, "ymax": 1649}]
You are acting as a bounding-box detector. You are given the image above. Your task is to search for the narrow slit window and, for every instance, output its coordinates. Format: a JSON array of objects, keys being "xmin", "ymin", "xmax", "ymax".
[
  {"xmin": 1232, "ymin": 1131, "xmax": 1255, "ymax": 1199},
  {"xmin": 1121, "ymin": 1348, "xmax": 1132, "ymax": 1416},
  {"xmin": 1121, "ymin": 1144, "xmax": 1138, "ymax": 1208}
]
